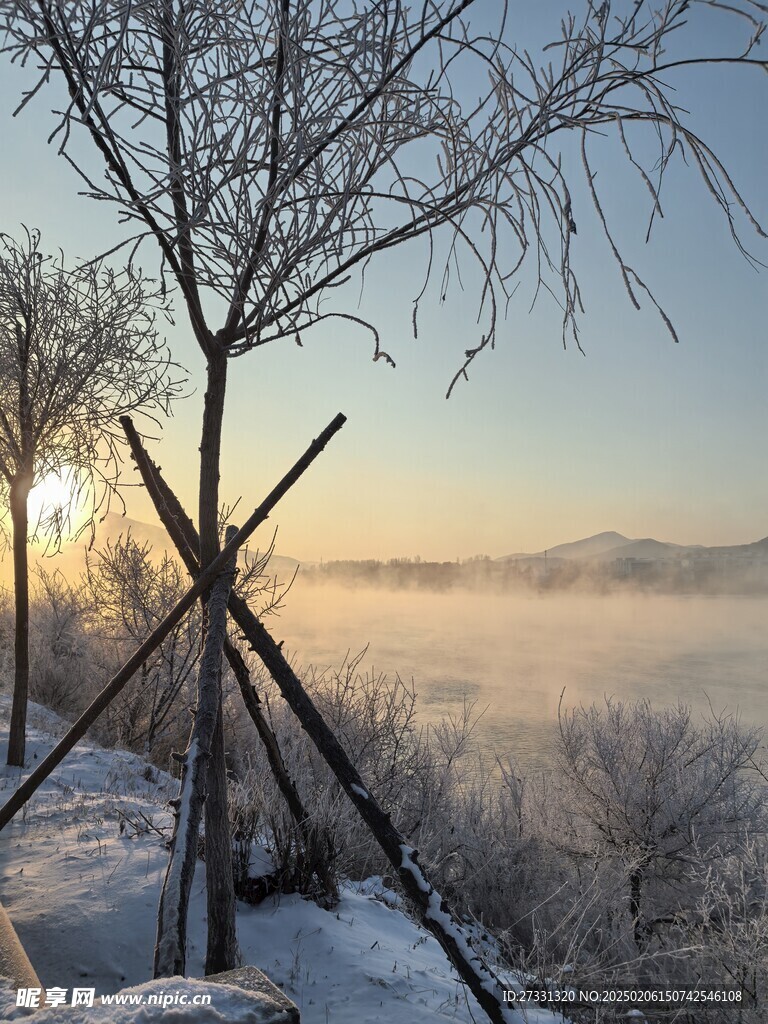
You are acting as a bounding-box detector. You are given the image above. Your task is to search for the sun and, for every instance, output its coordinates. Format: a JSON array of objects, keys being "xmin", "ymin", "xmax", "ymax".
[{"xmin": 27, "ymin": 469, "xmax": 84, "ymax": 534}]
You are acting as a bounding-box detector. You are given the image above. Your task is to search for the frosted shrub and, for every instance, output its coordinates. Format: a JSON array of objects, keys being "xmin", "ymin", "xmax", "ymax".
[
  {"xmin": 555, "ymin": 698, "xmax": 765, "ymax": 950},
  {"xmin": 227, "ymin": 769, "xmax": 269, "ymax": 901},
  {"xmin": 226, "ymin": 746, "xmax": 340, "ymax": 905},
  {"xmin": 228, "ymin": 652, "xmax": 424, "ymax": 897},
  {"xmin": 84, "ymin": 535, "xmax": 202, "ymax": 762},
  {"xmin": 681, "ymin": 835, "xmax": 768, "ymax": 1023},
  {"xmin": 492, "ymin": 699, "xmax": 767, "ymax": 1021},
  {"xmin": 28, "ymin": 567, "xmax": 92, "ymax": 715}
]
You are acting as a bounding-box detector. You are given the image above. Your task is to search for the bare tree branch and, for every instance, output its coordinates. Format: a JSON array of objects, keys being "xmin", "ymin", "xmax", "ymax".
[{"xmin": 2, "ymin": 1, "xmax": 763, "ymax": 381}]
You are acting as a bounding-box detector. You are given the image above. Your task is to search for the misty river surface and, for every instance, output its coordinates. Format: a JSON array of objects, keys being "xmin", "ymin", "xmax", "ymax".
[{"xmin": 273, "ymin": 585, "xmax": 767, "ymax": 767}]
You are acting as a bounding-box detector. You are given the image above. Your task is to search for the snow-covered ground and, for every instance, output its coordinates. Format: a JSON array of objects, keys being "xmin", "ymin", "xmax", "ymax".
[{"xmin": 0, "ymin": 698, "xmax": 560, "ymax": 1022}]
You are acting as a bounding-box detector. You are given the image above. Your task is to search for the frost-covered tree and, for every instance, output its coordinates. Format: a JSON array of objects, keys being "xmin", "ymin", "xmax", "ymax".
[
  {"xmin": 556, "ymin": 698, "xmax": 765, "ymax": 950},
  {"xmin": 0, "ymin": 229, "xmax": 180, "ymax": 767}
]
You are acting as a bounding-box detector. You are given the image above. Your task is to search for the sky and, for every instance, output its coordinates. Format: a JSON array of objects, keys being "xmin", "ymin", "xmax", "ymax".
[{"xmin": 0, "ymin": 1, "xmax": 766, "ymax": 563}]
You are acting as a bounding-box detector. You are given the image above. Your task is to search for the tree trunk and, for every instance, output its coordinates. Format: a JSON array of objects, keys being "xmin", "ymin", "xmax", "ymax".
[
  {"xmin": 154, "ymin": 541, "xmax": 237, "ymax": 978},
  {"xmin": 204, "ymin": 691, "xmax": 240, "ymax": 974},
  {"xmin": 203, "ymin": 526, "xmax": 240, "ymax": 975},
  {"xmin": 7, "ymin": 474, "xmax": 32, "ymax": 768},
  {"xmin": 630, "ymin": 866, "xmax": 646, "ymax": 951},
  {"xmin": 199, "ymin": 349, "xmax": 227, "ymax": 570},
  {"xmin": 196, "ymin": 350, "xmax": 239, "ymax": 972}
]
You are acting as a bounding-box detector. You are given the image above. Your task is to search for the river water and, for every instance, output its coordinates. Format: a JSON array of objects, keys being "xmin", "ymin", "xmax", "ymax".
[{"xmin": 273, "ymin": 584, "xmax": 767, "ymax": 767}]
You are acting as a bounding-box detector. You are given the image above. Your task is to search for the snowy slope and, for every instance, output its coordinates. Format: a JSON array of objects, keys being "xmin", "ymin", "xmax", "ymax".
[{"xmin": 0, "ymin": 698, "xmax": 559, "ymax": 1023}]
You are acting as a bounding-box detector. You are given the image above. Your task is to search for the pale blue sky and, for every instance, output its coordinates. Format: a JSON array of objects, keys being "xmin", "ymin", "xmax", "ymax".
[{"xmin": 0, "ymin": 2, "xmax": 765, "ymax": 561}]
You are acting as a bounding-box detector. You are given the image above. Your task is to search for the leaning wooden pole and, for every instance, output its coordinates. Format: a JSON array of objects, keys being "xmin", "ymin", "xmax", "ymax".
[
  {"xmin": 226, "ymin": 596, "xmax": 520, "ymax": 1023},
  {"xmin": 0, "ymin": 414, "xmax": 346, "ymax": 834},
  {"xmin": 121, "ymin": 432, "xmax": 520, "ymax": 1024},
  {"xmin": 121, "ymin": 416, "xmax": 335, "ymax": 900}
]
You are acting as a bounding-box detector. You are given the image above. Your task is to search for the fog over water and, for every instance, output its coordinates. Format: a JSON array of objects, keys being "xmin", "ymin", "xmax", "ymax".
[{"xmin": 274, "ymin": 583, "xmax": 768, "ymax": 767}]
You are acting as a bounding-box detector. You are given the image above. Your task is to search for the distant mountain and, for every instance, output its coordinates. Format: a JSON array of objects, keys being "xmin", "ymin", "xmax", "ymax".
[
  {"xmin": 547, "ymin": 531, "xmax": 634, "ymax": 560},
  {"xmin": 591, "ymin": 538, "xmax": 686, "ymax": 562},
  {"xmin": 594, "ymin": 536, "xmax": 768, "ymax": 563},
  {"xmin": 496, "ymin": 530, "xmax": 768, "ymax": 567},
  {"xmin": 98, "ymin": 512, "xmax": 174, "ymax": 551},
  {"xmin": 497, "ymin": 531, "xmax": 632, "ymax": 563}
]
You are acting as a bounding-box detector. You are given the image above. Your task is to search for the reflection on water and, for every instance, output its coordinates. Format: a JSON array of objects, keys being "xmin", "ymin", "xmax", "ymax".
[{"xmin": 272, "ymin": 583, "xmax": 768, "ymax": 767}]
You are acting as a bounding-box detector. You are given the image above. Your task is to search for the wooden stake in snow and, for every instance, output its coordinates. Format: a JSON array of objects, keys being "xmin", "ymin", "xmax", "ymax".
[{"xmin": 154, "ymin": 526, "xmax": 237, "ymax": 978}]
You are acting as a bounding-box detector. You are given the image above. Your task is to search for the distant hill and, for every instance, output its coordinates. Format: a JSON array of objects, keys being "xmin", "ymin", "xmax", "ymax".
[
  {"xmin": 547, "ymin": 531, "xmax": 634, "ymax": 560},
  {"xmin": 497, "ymin": 531, "xmax": 632, "ymax": 562},
  {"xmin": 98, "ymin": 512, "xmax": 174, "ymax": 551},
  {"xmin": 496, "ymin": 531, "xmax": 768, "ymax": 566},
  {"xmin": 591, "ymin": 538, "xmax": 685, "ymax": 562}
]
